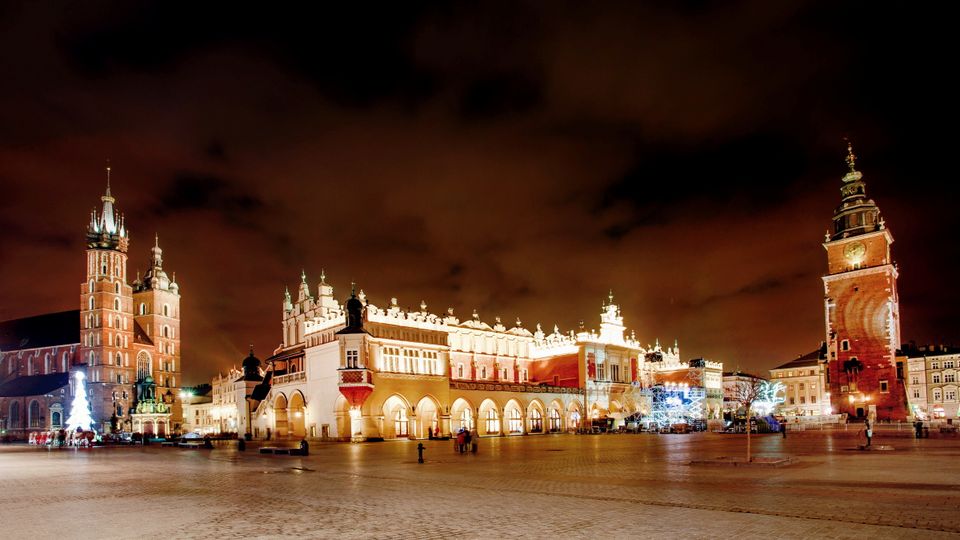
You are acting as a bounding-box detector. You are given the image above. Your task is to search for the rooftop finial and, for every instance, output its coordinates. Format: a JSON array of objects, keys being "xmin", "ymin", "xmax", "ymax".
[
  {"xmin": 845, "ymin": 138, "xmax": 857, "ymax": 172},
  {"xmin": 154, "ymin": 232, "xmax": 159, "ymax": 248},
  {"xmin": 608, "ymin": 289, "xmax": 614, "ymax": 304},
  {"xmin": 320, "ymin": 268, "xmax": 326, "ymax": 284},
  {"xmin": 351, "ymin": 281, "xmax": 356, "ymax": 297},
  {"xmin": 301, "ymin": 269, "xmax": 307, "ymax": 283},
  {"xmin": 105, "ymin": 159, "xmax": 112, "ymax": 195}
]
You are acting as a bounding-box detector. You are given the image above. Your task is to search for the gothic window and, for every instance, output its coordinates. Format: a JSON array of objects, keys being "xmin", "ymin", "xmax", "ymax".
[
  {"xmin": 163, "ymin": 304, "xmax": 169, "ymax": 317},
  {"xmin": 51, "ymin": 410, "xmax": 62, "ymax": 428},
  {"xmin": 508, "ymin": 408, "xmax": 522, "ymax": 433},
  {"xmin": 485, "ymin": 409, "xmax": 499, "ymax": 434},
  {"xmin": 115, "ymin": 282, "xmax": 120, "ymax": 294},
  {"xmin": 9, "ymin": 402, "xmax": 20, "ymax": 428},
  {"xmin": 549, "ymin": 409, "xmax": 561, "ymax": 432},
  {"xmin": 62, "ymin": 353, "xmax": 68, "ymax": 372},
  {"xmin": 116, "ymin": 353, "xmax": 122, "ymax": 366},
  {"xmin": 162, "ymin": 325, "xmax": 170, "ymax": 338},
  {"xmin": 530, "ymin": 409, "xmax": 543, "ymax": 432},
  {"xmin": 89, "ymin": 296, "xmax": 95, "ymax": 310},
  {"xmin": 394, "ymin": 409, "xmax": 408, "ymax": 437},
  {"xmin": 139, "ymin": 303, "xmax": 146, "ymax": 315},
  {"xmin": 136, "ymin": 351, "xmax": 151, "ymax": 381},
  {"xmin": 28, "ymin": 401, "xmax": 41, "ymax": 428},
  {"xmin": 44, "ymin": 354, "xmax": 50, "ymax": 373},
  {"xmin": 116, "ymin": 374, "xmax": 122, "ymax": 383}
]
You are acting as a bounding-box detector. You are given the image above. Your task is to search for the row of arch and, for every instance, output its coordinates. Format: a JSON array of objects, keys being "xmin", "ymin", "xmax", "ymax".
[
  {"xmin": 371, "ymin": 394, "xmax": 584, "ymax": 440},
  {"xmin": 4, "ymin": 401, "xmax": 63, "ymax": 430}
]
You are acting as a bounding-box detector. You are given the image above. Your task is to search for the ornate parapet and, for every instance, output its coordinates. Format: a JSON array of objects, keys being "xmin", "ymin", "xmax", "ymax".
[{"xmin": 450, "ymin": 381, "xmax": 581, "ymax": 395}]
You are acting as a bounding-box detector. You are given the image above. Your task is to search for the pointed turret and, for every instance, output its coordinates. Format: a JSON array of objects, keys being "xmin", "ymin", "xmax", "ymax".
[
  {"xmin": 138, "ymin": 234, "xmax": 170, "ymax": 291},
  {"xmin": 86, "ymin": 166, "xmax": 130, "ymax": 252},
  {"xmin": 283, "ymin": 287, "xmax": 293, "ymax": 313}
]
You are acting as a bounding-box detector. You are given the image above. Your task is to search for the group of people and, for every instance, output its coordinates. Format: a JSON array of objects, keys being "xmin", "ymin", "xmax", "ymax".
[
  {"xmin": 455, "ymin": 427, "xmax": 479, "ymax": 453},
  {"xmin": 27, "ymin": 428, "xmax": 95, "ymax": 447}
]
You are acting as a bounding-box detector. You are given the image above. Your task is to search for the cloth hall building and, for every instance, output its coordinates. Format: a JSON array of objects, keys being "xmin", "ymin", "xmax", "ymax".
[
  {"xmin": 205, "ymin": 274, "xmax": 722, "ymax": 441},
  {"xmin": 0, "ymin": 176, "xmax": 183, "ymax": 439}
]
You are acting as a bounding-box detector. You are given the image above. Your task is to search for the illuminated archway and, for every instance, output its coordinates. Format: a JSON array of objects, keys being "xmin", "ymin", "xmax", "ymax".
[
  {"xmin": 288, "ymin": 391, "xmax": 306, "ymax": 438},
  {"xmin": 273, "ymin": 393, "xmax": 289, "ymax": 438},
  {"xmin": 415, "ymin": 395, "xmax": 441, "ymax": 439}
]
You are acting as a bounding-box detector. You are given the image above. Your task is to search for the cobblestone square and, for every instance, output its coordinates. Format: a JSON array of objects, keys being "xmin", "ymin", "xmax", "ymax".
[{"xmin": 1, "ymin": 430, "xmax": 958, "ymax": 539}]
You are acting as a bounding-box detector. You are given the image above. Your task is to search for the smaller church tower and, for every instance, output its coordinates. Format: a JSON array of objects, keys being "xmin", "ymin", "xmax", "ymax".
[
  {"xmin": 822, "ymin": 143, "xmax": 905, "ymax": 421},
  {"xmin": 79, "ymin": 167, "xmax": 135, "ymax": 431},
  {"xmin": 133, "ymin": 234, "xmax": 182, "ymax": 423}
]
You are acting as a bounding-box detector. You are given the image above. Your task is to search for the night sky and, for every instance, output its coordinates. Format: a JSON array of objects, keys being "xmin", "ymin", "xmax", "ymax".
[{"xmin": 1, "ymin": 2, "xmax": 957, "ymax": 384}]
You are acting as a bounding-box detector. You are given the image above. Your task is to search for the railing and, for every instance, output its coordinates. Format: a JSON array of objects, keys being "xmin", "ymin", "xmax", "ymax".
[
  {"xmin": 273, "ymin": 370, "xmax": 306, "ymax": 385},
  {"xmin": 449, "ymin": 381, "xmax": 581, "ymax": 394}
]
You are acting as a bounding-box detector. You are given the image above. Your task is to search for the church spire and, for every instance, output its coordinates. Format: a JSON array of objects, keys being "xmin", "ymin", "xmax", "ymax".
[{"xmin": 86, "ymin": 165, "xmax": 129, "ymax": 252}]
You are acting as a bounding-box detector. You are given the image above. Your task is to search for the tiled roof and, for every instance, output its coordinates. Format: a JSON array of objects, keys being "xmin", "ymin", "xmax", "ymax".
[
  {"xmin": 772, "ymin": 346, "xmax": 827, "ymax": 371},
  {"xmin": 0, "ymin": 311, "xmax": 80, "ymax": 352},
  {"xmin": 0, "ymin": 372, "xmax": 70, "ymax": 397}
]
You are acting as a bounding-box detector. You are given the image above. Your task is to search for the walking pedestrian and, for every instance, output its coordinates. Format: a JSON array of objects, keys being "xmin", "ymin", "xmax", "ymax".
[
  {"xmin": 470, "ymin": 427, "xmax": 479, "ymax": 453},
  {"xmin": 463, "ymin": 428, "xmax": 472, "ymax": 454},
  {"xmin": 864, "ymin": 418, "xmax": 873, "ymax": 448},
  {"xmin": 914, "ymin": 420, "xmax": 923, "ymax": 439}
]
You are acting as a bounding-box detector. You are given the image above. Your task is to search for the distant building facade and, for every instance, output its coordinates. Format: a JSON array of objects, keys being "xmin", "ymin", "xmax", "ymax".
[
  {"xmin": 822, "ymin": 144, "xmax": 906, "ymax": 421},
  {"xmin": 0, "ymin": 176, "xmax": 184, "ymax": 438},
  {"xmin": 769, "ymin": 346, "xmax": 831, "ymax": 416},
  {"xmin": 721, "ymin": 371, "xmax": 766, "ymax": 414},
  {"xmin": 901, "ymin": 345, "xmax": 960, "ymax": 421}
]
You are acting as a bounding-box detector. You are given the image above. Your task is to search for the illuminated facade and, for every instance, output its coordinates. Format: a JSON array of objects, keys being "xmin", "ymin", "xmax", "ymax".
[
  {"xmin": 823, "ymin": 144, "xmax": 906, "ymax": 421},
  {"xmin": 207, "ymin": 275, "xmax": 722, "ymax": 441},
  {"xmin": 901, "ymin": 345, "xmax": 960, "ymax": 421},
  {"xmin": 769, "ymin": 346, "xmax": 831, "ymax": 416},
  {"xmin": 0, "ymin": 174, "xmax": 183, "ymax": 438}
]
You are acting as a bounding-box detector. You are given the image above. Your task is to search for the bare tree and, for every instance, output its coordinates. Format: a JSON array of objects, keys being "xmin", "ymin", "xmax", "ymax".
[{"xmin": 734, "ymin": 378, "xmax": 764, "ymax": 463}]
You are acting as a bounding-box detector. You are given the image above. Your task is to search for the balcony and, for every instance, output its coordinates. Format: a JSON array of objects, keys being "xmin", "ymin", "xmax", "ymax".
[
  {"xmin": 273, "ymin": 370, "xmax": 306, "ymax": 386},
  {"xmin": 338, "ymin": 368, "xmax": 373, "ymax": 386}
]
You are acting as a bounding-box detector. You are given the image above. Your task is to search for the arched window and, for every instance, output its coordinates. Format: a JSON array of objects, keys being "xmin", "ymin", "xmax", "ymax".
[
  {"xmin": 139, "ymin": 303, "xmax": 146, "ymax": 315},
  {"xmin": 88, "ymin": 296, "xmax": 95, "ymax": 310},
  {"xmin": 394, "ymin": 409, "xmax": 408, "ymax": 437},
  {"xmin": 163, "ymin": 304, "xmax": 169, "ymax": 317},
  {"xmin": 508, "ymin": 408, "xmax": 522, "ymax": 433},
  {"xmin": 62, "ymin": 352, "xmax": 69, "ymax": 372},
  {"xmin": 114, "ymin": 298, "xmax": 120, "ymax": 311},
  {"xmin": 115, "ymin": 282, "xmax": 120, "ymax": 294},
  {"xmin": 116, "ymin": 353, "xmax": 122, "ymax": 366},
  {"xmin": 136, "ymin": 351, "xmax": 151, "ymax": 381},
  {"xmin": 9, "ymin": 402, "xmax": 20, "ymax": 428},
  {"xmin": 51, "ymin": 410, "xmax": 62, "ymax": 428},
  {"xmin": 88, "ymin": 280, "xmax": 94, "ymax": 293},
  {"xmin": 485, "ymin": 409, "xmax": 499, "ymax": 434},
  {"xmin": 549, "ymin": 409, "xmax": 561, "ymax": 432},
  {"xmin": 44, "ymin": 354, "xmax": 51, "ymax": 373},
  {"xmin": 29, "ymin": 401, "xmax": 41, "ymax": 428},
  {"xmin": 162, "ymin": 326, "xmax": 169, "ymax": 338},
  {"xmin": 530, "ymin": 409, "xmax": 543, "ymax": 432},
  {"xmin": 460, "ymin": 408, "xmax": 473, "ymax": 430},
  {"xmin": 27, "ymin": 358, "xmax": 33, "ymax": 376}
]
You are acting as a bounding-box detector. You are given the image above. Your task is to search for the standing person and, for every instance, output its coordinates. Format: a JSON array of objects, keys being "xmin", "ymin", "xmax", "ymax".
[
  {"xmin": 434, "ymin": 426, "xmax": 440, "ymax": 439},
  {"xmin": 780, "ymin": 421, "xmax": 787, "ymax": 439},
  {"xmin": 470, "ymin": 427, "xmax": 479, "ymax": 453},
  {"xmin": 456, "ymin": 429, "xmax": 465, "ymax": 453},
  {"xmin": 463, "ymin": 428, "xmax": 472, "ymax": 453},
  {"xmin": 864, "ymin": 418, "xmax": 873, "ymax": 448},
  {"xmin": 914, "ymin": 420, "xmax": 923, "ymax": 439}
]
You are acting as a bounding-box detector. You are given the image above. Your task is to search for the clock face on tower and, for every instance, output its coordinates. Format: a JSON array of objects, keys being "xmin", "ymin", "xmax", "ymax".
[{"xmin": 843, "ymin": 241, "xmax": 866, "ymax": 262}]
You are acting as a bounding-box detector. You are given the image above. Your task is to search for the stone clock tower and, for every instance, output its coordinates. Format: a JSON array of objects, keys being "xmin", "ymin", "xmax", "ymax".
[{"xmin": 822, "ymin": 143, "xmax": 905, "ymax": 421}]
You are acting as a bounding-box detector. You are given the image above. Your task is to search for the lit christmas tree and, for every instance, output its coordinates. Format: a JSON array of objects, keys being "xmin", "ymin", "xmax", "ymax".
[{"xmin": 66, "ymin": 371, "xmax": 95, "ymax": 433}]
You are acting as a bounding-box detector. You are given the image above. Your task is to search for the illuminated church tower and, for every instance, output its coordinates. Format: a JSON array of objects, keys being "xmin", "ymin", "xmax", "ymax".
[
  {"xmin": 79, "ymin": 167, "xmax": 136, "ymax": 430},
  {"xmin": 822, "ymin": 143, "xmax": 905, "ymax": 421}
]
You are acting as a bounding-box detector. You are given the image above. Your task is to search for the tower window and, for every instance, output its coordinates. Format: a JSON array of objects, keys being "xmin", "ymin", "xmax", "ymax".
[
  {"xmin": 115, "ymin": 282, "xmax": 120, "ymax": 294},
  {"xmin": 114, "ymin": 298, "xmax": 120, "ymax": 310},
  {"xmin": 163, "ymin": 304, "xmax": 169, "ymax": 317},
  {"xmin": 840, "ymin": 340, "xmax": 850, "ymax": 351},
  {"xmin": 139, "ymin": 303, "xmax": 146, "ymax": 315}
]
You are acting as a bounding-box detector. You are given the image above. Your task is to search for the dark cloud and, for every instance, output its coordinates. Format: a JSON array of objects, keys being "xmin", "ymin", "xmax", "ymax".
[{"xmin": 0, "ymin": 1, "xmax": 958, "ymax": 382}]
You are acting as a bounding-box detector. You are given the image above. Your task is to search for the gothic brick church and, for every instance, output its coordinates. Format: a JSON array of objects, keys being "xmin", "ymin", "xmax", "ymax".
[{"xmin": 0, "ymin": 172, "xmax": 183, "ymax": 439}]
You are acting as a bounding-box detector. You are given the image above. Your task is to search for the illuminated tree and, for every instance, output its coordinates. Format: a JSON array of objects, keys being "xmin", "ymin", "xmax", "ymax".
[
  {"xmin": 735, "ymin": 378, "xmax": 764, "ymax": 463},
  {"xmin": 66, "ymin": 371, "xmax": 95, "ymax": 433}
]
